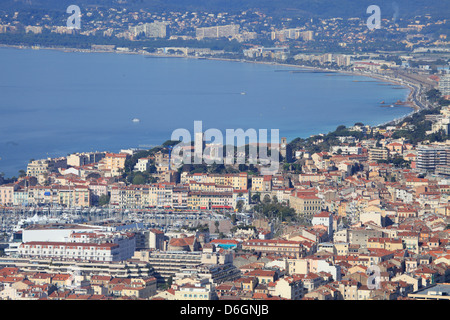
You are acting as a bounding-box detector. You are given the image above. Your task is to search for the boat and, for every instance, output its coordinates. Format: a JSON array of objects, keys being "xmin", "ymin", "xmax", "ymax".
[
  {"xmin": 240, "ymin": 92, "xmax": 246, "ymax": 95},
  {"xmin": 132, "ymin": 118, "xmax": 140, "ymax": 123}
]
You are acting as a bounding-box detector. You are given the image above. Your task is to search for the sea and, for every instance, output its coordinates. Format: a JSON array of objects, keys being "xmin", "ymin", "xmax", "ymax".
[{"xmin": 0, "ymin": 47, "xmax": 411, "ymax": 177}]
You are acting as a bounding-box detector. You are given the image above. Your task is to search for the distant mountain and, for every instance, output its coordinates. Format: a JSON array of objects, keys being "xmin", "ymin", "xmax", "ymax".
[{"xmin": 0, "ymin": 0, "xmax": 448, "ymax": 19}]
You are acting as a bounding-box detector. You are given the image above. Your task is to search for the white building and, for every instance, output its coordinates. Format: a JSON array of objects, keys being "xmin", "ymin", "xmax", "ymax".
[
  {"xmin": 19, "ymin": 224, "xmax": 136, "ymax": 262},
  {"xmin": 311, "ymin": 211, "xmax": 333, "ymax": 237},
  {"xmin": 22, "ymin": 224, "xmax": 104, "ymax": 243},
  {"xmin": 134, "ymin": 157, "xmax": 152, "ymax": 172},
  {"xmin": 330, "ymin": 146, "xmax": 362, "ymax": 155},
  {"xmin": 439, "ymin": 74, "xmax": 450, "ymax": 96},
  {"xmin": 18, "ymin": 241, "xmax": 121, "ymax": 262}
]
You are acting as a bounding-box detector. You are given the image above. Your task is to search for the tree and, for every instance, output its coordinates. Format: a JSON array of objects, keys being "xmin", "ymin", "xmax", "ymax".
[
  {"xmin": 98, "ymin": 194, "xmax": 110, "ymax": 206},
  {"xmin": 236, "ymin": 200, "xmax": 244, "ymax": 212},
  {"xmin": 251, "ymin": 193, "xmax": 261, "ymax": 203},
  {"xmin": 18, "ymin": 170, "xmax": 26, "ymax": 178},
  {"xmin": 214, "ymin": 221, "xmax": 220, "ymax": 233},
  {"xmin": 132, "ymin": 174, "xmax": 146, "ymax": 185},
  {"xmin": 263, "ymin": 194, "xmax": 271, "ymax": 204}
]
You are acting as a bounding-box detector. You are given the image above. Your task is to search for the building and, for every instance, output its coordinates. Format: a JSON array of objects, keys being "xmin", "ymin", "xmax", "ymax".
[
  {"xmin": 18, "ymin": 241, "xmax": 122, "ymax": 262},
  {"xmin": 22, "ymin": 224, "xmax": 104, "ymax": 243},
  {"xmin": 173, "ymin": 282, "xmax": 216, "ymax": 300},
  {"xmin": 439, "ymin": 74, "xmax": 450, "ymax": 97},
  {"xmin": 408, "ymin": 284, "xmax": 450, "ymax": 300},
  {"xmin": 416, "ymin": 145, "xmax": 450, "ymax": 172},
  {"xmin": 149, "ymin": 229, "xmax": 165, "ymax": 250},
  {"xmin": 289, "ymin": 191, "xmax": 322, "ymax": 217},
  {"xmin": 241, "ymin": 239, "xmax": 307, "ymax": 257},
  {"xmin": 129, "ymin": 22, "xmax": 167, "ymax": 38},
  {"xmin": 368, "ymin": 147, "xmax": 390, "ymax": 162},
  {"xmin": 134, "ymin": 157, "xmax": 152, "ymax": 172},
  {"xmin": 270, "ymin": 276, "xmax": 304, "ymax": 300},
  {"xmin": 99, "ymin": 153, "xmax": 129, "ymax": 176},
  {"xmin": 0, "ymin": 184, "xmax": 17, "ymax": 206},
  {"xmin": 27, "ymin": 160, "xmax": 52, "ymax": 177},
  {"xmin": 67, "ymin": 152, "xmax": 105, "ymax": 167},
  {"xmin": 271, "ymin": 29, "xmax": 313, "ymax": 42},
  {"xmin": 311, "ymin": 211, "xmax": 333, "ymax": 237},
  {"xmin": 196, "ymin": 24, "xmax": 239, "ymax": 39}
]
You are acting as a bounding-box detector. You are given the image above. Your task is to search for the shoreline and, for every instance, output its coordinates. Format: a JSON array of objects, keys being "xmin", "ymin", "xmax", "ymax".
[
  {"xmin": 1, "ymin": 43, "xmax": 420, "ymax": 112},
  {"xmin": 1, "ymin": 43, "xmax": 424, "ymax": 141}
]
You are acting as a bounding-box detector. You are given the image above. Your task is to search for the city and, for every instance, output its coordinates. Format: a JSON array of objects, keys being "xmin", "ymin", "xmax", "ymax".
[{"xmin": 0, "ymin": 0, "xmax": 449, "ymax": 306}]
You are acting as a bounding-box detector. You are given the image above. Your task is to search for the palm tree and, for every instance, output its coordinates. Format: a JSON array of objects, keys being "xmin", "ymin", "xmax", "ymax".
[{"xmin": 214, "ymin": 221, "xmax": 220, "ymax": 233}]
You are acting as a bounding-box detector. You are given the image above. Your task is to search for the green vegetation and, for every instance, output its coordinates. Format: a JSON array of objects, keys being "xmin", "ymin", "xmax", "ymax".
[
  {"xmin": 253, "ymin": 199, "xmax": 297, "ymax": 223},
  {"xmin": 289, "ymin": 124, "xmax": 366, "ymax": 154},
  {"xmin": 184, "ymin": 223, "xmax": 210, "ymax": 233},
  {"xmin": 98, "ymin": 194, "xmax": 110, "ymax": 206}
]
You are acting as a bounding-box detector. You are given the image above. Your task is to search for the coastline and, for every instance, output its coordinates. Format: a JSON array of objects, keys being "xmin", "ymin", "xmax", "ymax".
[{"xmin": 1, "ymin": 43, "xmax": 423, "ymax": 135}]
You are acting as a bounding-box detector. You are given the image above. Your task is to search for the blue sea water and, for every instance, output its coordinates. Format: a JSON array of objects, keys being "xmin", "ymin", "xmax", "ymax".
[{"xmin": 0, "ymin": 47, "xmax": 410, "ymax": 177}]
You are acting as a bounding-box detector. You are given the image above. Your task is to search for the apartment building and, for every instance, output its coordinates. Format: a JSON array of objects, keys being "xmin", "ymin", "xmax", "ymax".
[
  {"xmin": 129, "ymin": 21, "xmax": 167, "ymax": 38},
  {"xmin": 196, "ymin": 24, "xmax": 239, "ymax": 39},
  {"xmin": 26, "ymin": 159, "xmax": 52, "ymax": 177},
  {"xmin": 187, "ymin": 191, "xmax": 234, "ymax": 210},
  {"xmin": 67, "ymin": 152, "xmax": 105, "ymax": 167},
  {"xmin": 0, "ymin": 184, "xmax": 17, "ymax": 206},
  {"xmin": 368, "ymin": 147, "xmax": 390, "ymax": 162},
  {"xmin": 269, "ymin": 275, "xmax": 304, "ymax": 300},
  {"xmin": 241, "ymin": 239, "xmax": 307, "ymax": 257},
  {"xmin": 181, "ymin": 172, "xmax": 248, "ymax": 190},
  {"xmin": 289, "ymin": 191, "xmax": 322, "ymax": 217},
  {"xmin": 18, "ymin": 241, "xmax": 122, "ymax": 262},
  {"xmin": 416, "ymin": 145, "xmax": 450, "ymax": 172},
  {"xmin": 367, "ymin": 237, "xmax": 404, "ymax": 251},
  {"xmin": 173, "ymin": 282, "xmax": 216, "ymax": 300},
  {"xmin": 99, "ymin": 153, "xmax": 129, "ymax": 176},
  {"xmin": 439, "ymin": 74, "xmax": 450, "ymax": 97}
]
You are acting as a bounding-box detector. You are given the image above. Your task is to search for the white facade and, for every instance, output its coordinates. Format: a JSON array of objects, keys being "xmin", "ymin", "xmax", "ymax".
[
  {"xmin": 312, "ymin": 212, "xmax": 333, "ymax": 236},
  {"xmin": 134, "ymin": 158, "xmax": 151, "ymax": 172},
  {"xmin": 395, "ymin": 188, "xmax": 414, "ymax": 204},
  {"xmin": 22, "ymin": 225, "xmax": 104, "ymax": 243},
  {"xmin": 18, "ymin": 241, "xmax": 121, "ymax": 262}
]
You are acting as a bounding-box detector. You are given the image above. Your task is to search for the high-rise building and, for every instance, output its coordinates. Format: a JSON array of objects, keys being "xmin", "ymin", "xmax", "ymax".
[
  {"xmin": 416, "ymin": 145, "xmax": 450, "ymax": 172},
  {"xmin": 196, "ymin": 24, "xmax": 239, "ymax": 39},
  {"xmin": 145, "ymin": 21, "xmax": 167, "ymax": 38},
  {"xmin": 439, "ymin": 74, "xmax": 450, "ymax": 97},
  {"xmin": 271, "ymin": 29, "xmax": 313, "ymax": 42},
  {"xmin": 129, "ymin": 22, "xmax": 167, "ymax": 38},
  {"xmin": 368, "ymin": 147, "xmax": 390, "ymax": 162}
]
